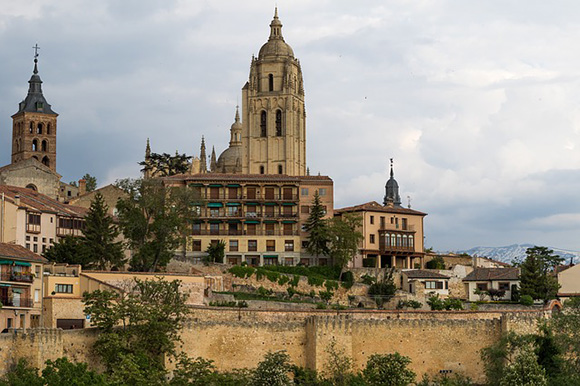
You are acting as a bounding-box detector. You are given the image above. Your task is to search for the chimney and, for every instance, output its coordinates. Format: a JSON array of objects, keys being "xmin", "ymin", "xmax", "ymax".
[
  {"xmin": 14, "ymin": 195, "xmax": 20, "ymax": 206},
  {"xmin": 78, "ymin": 179, "xmax": 86, "ymax": 195}
]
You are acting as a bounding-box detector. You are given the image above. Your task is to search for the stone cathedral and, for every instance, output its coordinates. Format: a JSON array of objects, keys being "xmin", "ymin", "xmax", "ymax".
[{"xmin": 177, "ymin": 8, "xmax": 307, "ymax": 177}]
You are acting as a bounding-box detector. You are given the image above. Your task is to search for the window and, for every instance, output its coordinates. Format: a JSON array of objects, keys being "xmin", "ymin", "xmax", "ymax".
[
  {"xmin": 248, "ymin": 240, "xmax": 258, "ymax": 252},
  {"xmin": 264, "ymin": 256, "xmax": 278, "ymax": 266},
  {"xmin": 301, "ymin": 188, "xmax": 309, "ymax": 196},
  {"xmin": 370, "ymin": 216, "xmax": 374, "ymax": 225},
  {"xmin": 260, "ymin": 111, "xmax": 267, "ymax": 137},
  {"xmin": 425, "ymin": 281, "xmax": 436, "ymax": 290},
  {"xmin": 47, "ymin": 123, "xmax": 51, "ymax": 135},
  {"xmin": 36, "ymin": 123, "xmax": 43, "ymax": 134},
  {"xmin": 380, "ymin": 216, "xmax": 385, "ymax": 228},
  {"xmin": 209, "ymin": 223, "xmax": 219, "ymax": 235},
  {"xmin": 476, "ymin": 283, "xmax": 488, "ymax": 291},
  {"xmin": 266, "ymin": 240, "xmax": 276, "ymax": 252},
  {"xmin": 55, "ymin": 284, "xmax": 73, "ymax": 294},
  {"xmin": 210, "ymin": 208, "xmax": 220, "ymax": 217},
  {"xmin": 246, "ymin": 187, "xmax": 257, "ymax": 199},
  {"xmin": 318, "ymin": 188, "xmax": 327, "ymax": 196},
  {"xmin": 33, "ymin": 244, "xmax": 38, "ymax": 253},
  {"xmin": 192, "ymin": 240, "xmax": 202, "ymax": 251},
  {"xmin": 227, "ymin": 206, "xmax": 239, "ymax": 216},
  {"xmin": 278, "ymin": 165, "xmax": 283, "ymax": 174},
  {"xmin": 369, "ymin": 234, "xmax": 375, "ymax": 244},
  {"xmin": 276, "ymin": 110, "xmax": 282, "ymax": 136},
  {"xmin": 33, "ymin": 237, "xmax": 38, "ymax": 242},
  {"xmin": 285, "ymin": 240, "xmax": 294, "ymax": 252},
  {"xmin": 260, "ymin": 166, "xmax": 265, "ymax": 174},
  {"xmin": 192, "ymin": 223, "xmax": 201, "ymax": 235},
  {"xmin": 34, "ymin": 289, "xmax": 40, "ymax": 302},
  {"xmin": 265, "ymin": 222, "xmax": 275, "ymax": 235},
  {"xmin": 26, "ymin": 236, "xmax": 30, "ymax": 241},
  {"xmin": 229, "ymin": 240, "xmax": 239, "ymax": 252},
  {"xmin": 268, "ymin": 74, "xmax": 274, "ymax": 91},
  {"xmin": 32, "ymin": 139, "xmax": 38, "ymax": 151},
  {"xmin": 41, "ymin": 140, "xmax": 48, "ymax": 152},
  {"xmin": 210, "ymin": 187, "xmax": 220, "ymax": 199},
  {"xmin": 265, "ymin": 187, "xmax": 275, "ymax": 199},
  {"xmin": 402, "ymin": 218, "xmax": 408, "ymax": 230},
  {"xmin": 498, "ymin": 282, "xmax": 510, "ymax": 291},
  {"xmin": 36, "ymin": 102, "xmax": 44, "ymax": 111},
  {"xmin": 246, "ymin": 223, "xmax": 257, "ymax": 235}
]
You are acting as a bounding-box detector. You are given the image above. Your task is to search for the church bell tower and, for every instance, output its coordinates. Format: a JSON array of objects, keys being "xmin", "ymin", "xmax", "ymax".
[
  {"xmin": 11, "ymin": 46, "xmax": 58, "ymax": 173},
  {"xmin": 241, "ymin": 8, "xmax": 306, "ymax": 176}
]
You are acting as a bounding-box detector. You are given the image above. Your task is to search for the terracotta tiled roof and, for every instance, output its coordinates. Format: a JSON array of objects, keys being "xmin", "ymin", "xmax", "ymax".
[
  {"xmin": 335, "ymin": 201, "xmax": 427, "ymax": 216},
  {"xmin": 0, "ymin": 242, "xmax": 47, "ymax": 263},
  {"xmin": 404, "ymin": 269, "xmax": 450, "ymax": 279},
  {"xmin": 463, "ymin": 267, "xmax": 519, "ymax": 281},
  {"xmin": 0, "ymin": 185, "xmax": 87, "ymax": 217},
  {"xmin": 163, "ymin": 173, "xmax": 332, "ymax": 183}
]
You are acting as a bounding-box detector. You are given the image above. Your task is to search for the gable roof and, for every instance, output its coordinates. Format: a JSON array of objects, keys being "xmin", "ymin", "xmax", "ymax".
[
  {"xmin": 335, "ymin": 201, "xmax": 426, "ymax": 216},
  {"xmin": 0, "ymin": 242, "xmax": 47, "ymax": 263},
  {"xmin": 0, "ymin": 157, "xmax": 61, "ymax": 179},
  {"xmin": 463, "ymin": 267, "xmax": 519, "ymax": 281},
  {"xmin": 0, "ymin": 185, "xmax": 87, "ymax": 217},
  {"xmin": 404, "ymin": 269, "xmax": 450, "ymax": 279}
]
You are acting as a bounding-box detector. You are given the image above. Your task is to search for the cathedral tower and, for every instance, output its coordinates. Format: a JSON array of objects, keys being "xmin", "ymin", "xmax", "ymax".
[
  {"xmin": 11, "ymin": 48, "xmax": 58, "ymax": 173},
  {"xmin": 241, "ymin": 8, "xmax": 306, "ymax": 176}
]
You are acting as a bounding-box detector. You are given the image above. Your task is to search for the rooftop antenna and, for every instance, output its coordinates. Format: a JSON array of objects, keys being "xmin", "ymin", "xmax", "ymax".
[{"xmin": 407, "ymin": 196, "xmax": 412, "ymax": 209}]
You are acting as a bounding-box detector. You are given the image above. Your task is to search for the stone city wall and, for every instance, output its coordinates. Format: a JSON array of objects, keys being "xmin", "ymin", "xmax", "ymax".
[{"xmin": 0, "ymin": 308, "xmax": 550, "ymax": 382}]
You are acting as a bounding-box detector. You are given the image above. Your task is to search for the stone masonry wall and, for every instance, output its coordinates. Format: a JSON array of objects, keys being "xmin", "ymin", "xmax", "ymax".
[{"xmin": 0, "ymin": 308, "xmax": 549, "ymax": 381}]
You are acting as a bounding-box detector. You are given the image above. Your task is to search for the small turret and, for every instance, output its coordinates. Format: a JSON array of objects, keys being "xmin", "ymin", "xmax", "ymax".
[
  {"xmin": 210, "ymin": 147, "xmax": 217, "ymax": 172},
  {"xmin": 199, "ymin": 136, "xmax": 207, "ymax": 173},
  {"xmin": 383, "ymin": 158, "xmax": 402, "ymax": 207}
]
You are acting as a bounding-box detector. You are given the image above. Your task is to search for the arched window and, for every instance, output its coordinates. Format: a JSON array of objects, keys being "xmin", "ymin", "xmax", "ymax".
[
  {"xmin": 32, "ymin": 139, "xmax": 38, "ymax": 152},
  {"xmin": 260, "ymin": 111, "xmax": 267, "ymax": 137},
  {"xmin": 409, "ymin": 235, "xmax": 414, "ymax": 248},
  {"xmin": 260, "ymin": 166, "xmax": 265, "ymax": 174},
  {"xmin": 37, "ymin": 123, "xmax": 43, "ymax": 134},
  {"xmin": 275, "ymin": 110, "xmax": 282, "ymax": 136},
  {"xmin": 29, "ymin": 122, "xmax": 34, "ymax": 133},
  {"xmin": 278, "ymin": 165, "xmax": 283, "ymax": 174},
  {"xmin": 268, "ymin": 74, "xmax": 274, "ymax": 91},
  {"xmin": 42, "ymin": 156, "xmax": 50, "ymax": 167},
  {"xmin": 42, "ymin": 140, "xmax": 48, "ymax": 152},
  {"xmin": 32, "ymin": 156, "xmax": 39, "ymax": 161},
  {"xmin": 47, "ymin": 123, "xmax": 51, "ymax": 135},
  {"xmin": 26, "ymin": 184, "xmax": 37, "ymax": 191}
]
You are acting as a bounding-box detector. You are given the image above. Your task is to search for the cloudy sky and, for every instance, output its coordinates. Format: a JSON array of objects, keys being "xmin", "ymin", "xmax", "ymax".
[{"xmin": 1, "ymin": 1, "xmax": 580, "ymax": 252}]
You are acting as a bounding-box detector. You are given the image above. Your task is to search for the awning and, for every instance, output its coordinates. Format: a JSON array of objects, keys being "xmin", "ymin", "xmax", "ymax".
[
  {"xmin": 0, "ymin": 260, "xmax": 13, "ymax": 265},
  {"xmin": 245, "ymin": 202, "xmax": 259, "ymax": 206},
  {"xmin": 282, "ymin": 220, "xmax": 297, "ymax": 224},
  {"xmin": 282, "ymin": 202, "xmax": 297, "ymax": 206},
  {"xmin": 12, "ymin": 288, "xmax": 23, "ymax": 294},
  {"xmin": 207, "ymin": 203, "xmax": 223, "ymax": 208},
  {"xmin": 264, "ymin": 202, "xmax": 278, "ymax": 206},
  {"xmin": 264, "ymin": 255, "xmax": 278, "ymax": 258},
  {"xmin": 263, "ymin": 220, "xmax": 278, "ymax": 224},
  {"xmin": 244, "ymin": 220, "xmax": 260, "ymax": 224},
  {"xmin": 208, "ymin": 220, "xmax": 221, "ymax": 224},
  {"xmin": 14, "ymin": 261, "xmax": 31, "ymax": 267},
  {"xmin": 188, "ymin": 183, "xmax": 203, "ymax": 187},
  {"xmin": 227, "ymin": 220, "xmax": 241, "ymax": 223},
  {"xmin": 209, "ymin": 184, "xmax": 223, "ymax": 187},
  {"xmin": 226, "ymin": 203, "xmax": 241, "ymax": 206},
  {"xmin": 226, "ymin": 184, "xmax": 241, "ymax": 187}
]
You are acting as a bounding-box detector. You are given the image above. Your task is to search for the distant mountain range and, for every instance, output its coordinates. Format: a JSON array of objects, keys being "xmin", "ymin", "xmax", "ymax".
[{"xmin": 455, "ymin": 244, "xmax": 580, "ymax": 265}]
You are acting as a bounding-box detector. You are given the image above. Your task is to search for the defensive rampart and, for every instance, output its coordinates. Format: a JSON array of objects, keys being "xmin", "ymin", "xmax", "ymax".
[{"xmin": 0, "ymin": 308, "xmax": 549, "ymax": 383}]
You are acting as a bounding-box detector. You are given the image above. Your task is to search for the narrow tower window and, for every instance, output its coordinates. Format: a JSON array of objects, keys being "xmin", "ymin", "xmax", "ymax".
[
  {"xmin": 260, "ymin": 111, "xmax": 267, "ymax": 137},
  {"xmin": 47, "ymin": 123, "xmax": 51, "ymax": 135},
  {"xmin": 41, "ymin": 140, "xmax": 48, "ymax": 152},
  {"xmin": 278, "ymin": 165, "xmax": 283, "ymax": 174},
  {"xmin": 260, "ymin": 166, "xmax": 265, "ymax": 174},
  {"xmin": 276, "ymin": 110, "xmax": 282, "ymax": 136},
  {"xmin": 42, "ymin": 156, "xmax": 50, "ymax": 167},
  {"xmin": 29, "ymin": 122, "xmax": 34, "ymax": 133},
  {"xmin": 268, "ymin": 74, "xmax": 274, "ymax": 91},
  {"xmin": 37, "ymin": 123, "xmax": 42, "ymax": 134},
  {"xmin": 32, "ymin": 139, "xmax": 38, "ymax": 152}
]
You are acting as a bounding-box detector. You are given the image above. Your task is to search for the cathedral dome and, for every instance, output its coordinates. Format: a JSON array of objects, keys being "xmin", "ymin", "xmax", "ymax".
[
  {"xmin": 216, "ymin": 146, "xmax": 241, "ymax": 173},
  {"xmin": 258, "ymin": 8, "xmax": 294, "ymax": 59}
]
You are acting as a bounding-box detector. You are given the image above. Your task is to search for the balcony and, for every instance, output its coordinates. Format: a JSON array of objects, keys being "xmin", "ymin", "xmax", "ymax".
[
  {"xmin": 379, "ymin": 224, "xmax": 416, "ymax": 232},
  {"xmin": 204, "ymin": 193, "xmax": 298, "ymax": 202},
  {"xmin": 0, "ymin": 296, "xmax": 34, "ymax": 308},
  {"xmin": 191, "ymin": 229, "xmax": 300, "ymax": 237},
  {"xmin": 26, "ymin": 223, "xmax": 41, "ymax": 234},
  {"xmin": 0, "ymin": 271, "xmax": 34, "ymax": 283},
  {"xmin": 56, "ymin": 227, "xmax": 84, "ymax": 237}
]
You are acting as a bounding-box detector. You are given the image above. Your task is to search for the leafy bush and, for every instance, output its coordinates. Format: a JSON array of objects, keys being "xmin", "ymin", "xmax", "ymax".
[
  {"xmin": 340, "ymin": 271, "xmax": 354, "ymax": 289},
  {"xmin": 368, "ymin": 269, "xmax": 396, "ymax": 308},
  {"xmin": 324, "ymin": 280, "xmax": 339, "ymax": 291},
  {"xmin": 319, "ymin": 290, "xmax": 334, "ymax": 302},
  {"xmin": 417, "ymin": 373, "xmax": 473, "ymax": 386},
  {"xmin": 257, "ymin": 286, "xmax": 274, "ymax": 297},
  {"xmin": 363, "ymin": 352, "xmax": 416, "ymax": 386},
  {"xmin": 308, "ymin": 276, "xmax": 325, "ymax": 287},
  {"xmin": 316, "ymin": 303, "xmax": 327, "ymax": 309},
  {"xmin": 361, "ymin": 274, "xmax": 376, "ymax": 285},
  {"xmin": 209, "ymin": 300, "xmax": 248, "ymax": 308},
  {"xmin": 289, "ymin": 275, "xmax": 300, "ymax": 287},
  {"xmin": 228, "ymin": 266, "xmax": 255, "ymax": 279},
  {"xmin": 520, "ymin": 294, "xmax": 534, "ymax": 306},
  {"xmin": 277, "ymin": 275, "xmax": 290, "ymax": 286},
  {"xmin": 397, "ymin": 300, "xmax": 423, "ymax": 309},
  {"xmin": 251, "ymin": 351, "xmax": 292, "ymax": 386},
  {"xmin": 428, "ymin": 294, "xmax": 464, "ymax": 311},
  {"xmin": 425, "ymin": 256, "xmax": 446, "ymax": 269},
  {"xmin": 487, "ymin": 288, "xmax": 506, "ymax": 301}
]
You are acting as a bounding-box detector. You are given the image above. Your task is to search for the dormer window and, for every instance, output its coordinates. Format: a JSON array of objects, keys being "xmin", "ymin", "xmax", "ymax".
[{"xmin": 35, "ymin": 102, "xmax": 44, "ymax": 111}]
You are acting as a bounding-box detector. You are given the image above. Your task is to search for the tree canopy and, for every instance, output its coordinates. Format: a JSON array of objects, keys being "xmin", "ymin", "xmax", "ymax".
[
  {"xmin": 304, "ymin": 191, "xmax": 330, "ymax": 264},
  {"xmin": 140, "ymin": 152, "xmax": 191, "ymax": 177},
  {"xmin": 327, "ymin": 213, "xmax": 363, "ymax": 270},
  {"xmin": 517, "ymin": 246, "xmax": 563, "ymax": 302}
]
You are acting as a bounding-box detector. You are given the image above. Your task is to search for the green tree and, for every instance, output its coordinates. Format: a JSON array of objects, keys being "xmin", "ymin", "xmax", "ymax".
[
  {"xmin": 43, "ymin": 235, "xmax": 87, "ymax": 266},
  {"xmin": 368, "ymin": 268, "xmax": 397, "ymax": 308},
  {"xmin": 42, "ymin": 357, "xmax": 109, "ymax": 386},
  {"xmin": 140, "ymin": 152, "xmax": 192, "ymax": 177},
  {"xmin": 170, "ymin": 186, "xmax": 203, "ymax": 258},
  {"xmin": 362, "ymin": 352, "xmax": 416, "ymax": 386},
  {"xmin": 82, "ymin": 173, "xmax": 98, "ymax": 192},
  {"xmin": 82, "ymin": 278, "xmax": 189, "ymax": 383},
  {"xmin": 322, "ymin": 339, "xmax": 356, "ymax": 386},
  {"xmin": 116, "ymin": 179, "xmax": 184, "ymax": 272},
  {"xmin": 425, "ymin": 256, "xmax": 446, "ymax": 269},
  {"xmin": 304, "ymin": 191, "xmax": 330, "ymax": 265},
  {"xmin": 251, "ymin": 350, "xmax": 292, "ymax": 386},
  {"xmin": 517, "ymin": 246, "xmax": 562, "ymax": 302},
  {"xmin": 327, "ymin": 213, "xmax": 363, "ymax": 270},
  {"xmin": 205, "ymin": 240, "xmax": 226, "ymax": 264},
  {"xmin": 0, "ymin": 358, "xmax": 43, "ymax": 386},
  {"xmin": 499, "ymin": 346, "xmax": 547, "ymax": 386},
  {"xmin": 81, "ymin": 192, "xmax": 125, "ymax": 270}
]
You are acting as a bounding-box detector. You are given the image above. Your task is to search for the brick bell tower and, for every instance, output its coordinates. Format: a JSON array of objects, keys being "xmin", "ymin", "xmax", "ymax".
[{"xmin": 11, "ymin": 45, "xmax": 58, "ymax": 173}]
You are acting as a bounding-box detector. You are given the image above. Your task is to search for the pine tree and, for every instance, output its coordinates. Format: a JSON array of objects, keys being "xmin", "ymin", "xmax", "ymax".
[
  {"xmin": 519, "ymin": 246, "xmax": 562, "ymax": 302},
  {"xmin": 304, "ymin": 191, "xmax": 329, "ymax": 264},
  {"xmin": 82, "ymin": 192, "xmax": 125, "ymax": 270}
]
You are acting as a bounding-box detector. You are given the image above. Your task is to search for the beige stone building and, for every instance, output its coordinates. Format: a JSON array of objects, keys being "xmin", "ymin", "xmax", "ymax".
[
  {"xmin": 42, "ymin": 263, "xmax": 221, "ymax": 328},
  {"xmin": 0, "ymin": 185, "xmax": 87, "ymax": 254},
  {"xmin": 164, "ymin": 173, "xmax": 333, "ymax": 266},
  {"xmin": 335, "ymin": 162, "xmax": 426, "ymax": 269},
  {"xmin": 0, "ymin": 242, "xmax": 46, "ymax": 330},
  {"xmin": 402, "ymin": 269, "xmax": 450, "ymax": 298},
  {"xmin": 557, "ymin": 264, "xmax": 580, "ymax": 301},
  {"xmin": 463, "ymin": 267, "xmax": 520, "ymax": 302}
]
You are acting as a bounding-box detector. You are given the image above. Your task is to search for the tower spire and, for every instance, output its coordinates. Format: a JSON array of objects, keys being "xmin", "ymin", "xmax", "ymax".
[
  {"xmin": 269, "ymin": 7, "xmax": 283, "ymax": 40},
  {"xmin": 145, "ymin": 138, "xmax": 151, "ymax": 159},
  {"xmin": 384, "ymin": 158, "xmax": 402, "ymax": 207},
  {"xmin": 199, "ymin": 136, "xmax": 207, "ymax": 173}
]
